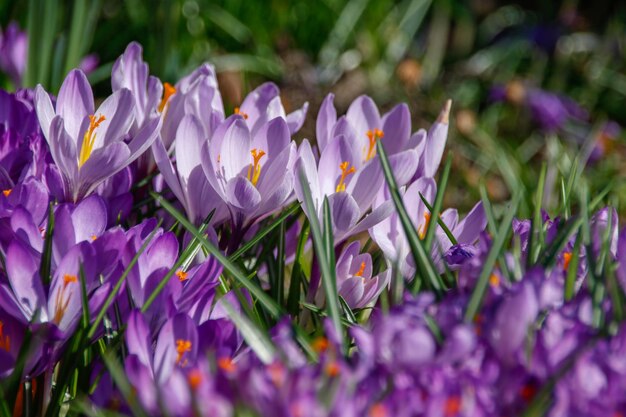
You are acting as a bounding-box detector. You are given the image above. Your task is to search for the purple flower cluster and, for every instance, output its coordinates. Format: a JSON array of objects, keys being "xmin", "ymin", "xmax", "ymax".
[{"xmin": 1, "ymin": 37, "xmax": 625, "ymax": 417}]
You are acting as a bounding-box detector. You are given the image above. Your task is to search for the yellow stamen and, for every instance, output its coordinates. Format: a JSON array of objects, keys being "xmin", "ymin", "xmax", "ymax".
[
  {"xmin": 563, "ymin": 252, "xmax": 572, "ymax": 271},
  {"xmin": 158, "ymin": 82, "xmax": 176, "ymax": 113},
  {"xmin": 176, "ymin": 270, "xmax": 188, "ymax": 282},
  {"xmin": 418, "ymin": 212, "xmax": 431, "ymax": 240},
  {"xmin": 91, "ymin": 235, "xmax": 98, "ymax": 241},
  {"xmin": 335, "ymin": 161, "xmax": 356, "ymax": 192},
  {"xmin": 247, "ymin": 149, "xmax": 266, "ymax": 186},
  {"xmin": 2, "ymin": 189, "xmax": 11, "ymax": 197},
  {"xmin": 79, "ymin": 114, "xmax": 106, "ymax": 168},
  {"xmin": 234, "ymin": 107, "xmax": 248, "ymax": 119},
  {"xmin": 53, "ymin": 274, "xmax": 78, "ymax": 325},
  {"xmin": 365, "ymin": 128, "xmax": 384, "ymax": 161},
  {"xmin": 354, "ymin": 261, "xmax": 366, "ymax": 277},
  {"xmin": 175, "ymin": 339, "xmax": 192, "ymax": 365},
  {"xmin": 0, "ymin": 321, "xmax": 10, "ymax": 352}
]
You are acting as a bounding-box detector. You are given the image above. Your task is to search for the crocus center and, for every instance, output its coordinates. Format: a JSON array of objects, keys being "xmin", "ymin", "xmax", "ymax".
[
  {"xmin": 187, "ymin": 369, "xmax": 202, "ymax": 390},
  {"xmin": 175, "ymin": 339, "xmax": 192, "ymax": 365},
  {"xmin": 0, "ymin": 321, "xmax": 10, "ymax": 352},
  {"xmin": 368, "ymin": 404, "xmax": 388, "ymax": 417},
  {"xmin": 489, "ymin": 273, "xmax": 500, "ymax": 288},
  {"xmin": 365, "ymin": 128, "xmax": 384, "ymax": 161},
  {"xmin": 520, "ymin": 383, "xmax": 537, "ymax": 402},
  {"xmin": 79, "ymin": 114, "xmax": 106, "ymax": 168},
  {"xmin": 335, "ymin": 161, "xmax": 356, "ymax": 193},
  {"xmin": 418, "ymin": 212, "xmax": 431, "ymax": 240},
  {"xmin": 354, "ymin": 261, "xmax": 366, "ymax": 277},
  {"xmin": 247, "ymin": 148, "xmax": 266, "ymax": 186},
  {"xmin": 53, "ymin": 274, "xmax": 78, "ymax": 325},
  {"xmin": 325, "ymin": 361, "xmax": 340, "ymax": 377},
  {"xmin": 312, "ymin": 336, "xmax": 329, "ymax": 353},
  {"xmin": 2, "ymin": 189, "xmax": 11, "ymax": 197},
  {"xmin": 218, "ymin": 357, "xmax": 236, "ymax": 373},
  {"xmin": 158, "ymin": 82, "xmax": 176, "ymax": 113},
  {"xmin": 563, "ymin": 252, "xmax": 572, "ymax": 271},
  {"xmin": 176, "ymin": 270, "xmax": 188, "ymax": 282},
  {"xmin": 234, "ymin": 107, "xmax": 248, "ymax": 119},
  {"xmin": 443, "ymin": 396, "xmax": 461, "ymax": 416}
]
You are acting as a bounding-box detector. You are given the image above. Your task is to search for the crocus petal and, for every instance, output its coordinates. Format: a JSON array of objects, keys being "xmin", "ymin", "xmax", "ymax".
[
  {"xmin": 77, "ymin": 142, "xmax": 131, "ymax": 200},
  {"xmin": 346, "ymin": 157, "xmax": 383, "ymax": 211},
  {"xmin": 225, "ymin": 176, "xmax": 262, "ymax": 211},
  {"xmin": 151, "ymin": 136, "xmax": 186, "ymax": 205},
  {"xmin": 56, "ymin": 69, "xmax": 94, "ymax": 140},
  {"xmin": 381, "ymin": 103, "xmax": 411, "ymax": 154},
  {"xmin": 251, "ymin": 117, "xmax": 290, "ymax": 159},
  {"xmin": 6, "ymin": 240, "xmax": 45, "ymax": 321},
  {"xmin": 293, "ymin": 140, "xmax": 321, "ymax": 217},
  {"xmin": 346, "ymin": 95, "xmax": 381, "ymax": 150},
  {"xmin": 454, "ymin": 202, "xmax": 487, "ymax": 245},
  {"xmin": 175, "ymin": 114, "xmax": 205, "ymax": 187},
  {"xmin": 126, "ymin": 117, "xmax": 161, "ymax": 162},
  {"xmin": 318, "ymin": 134, "xmax": 359, "ymax": 196},
  {"xmin": 420, "ymin": 100, "xmax": 451, "ymax": 178},
  {"xmin": 34, "ymin": 85, "xmax": 55, "ymax": 141},
  {"xmin": 220, "ymin": 117, "xmax": 252, "ymax": 180},
  {"xmin": 286, "ymin": 101, "xmax": 309, "ymax": 134},
  {"xmin": 92, "ymin": 88, "xmax": 135, "ymax": 148},
  {"xmin": 316, "ymin": 93, "xmax": 337, "ymax": 152},
  {"xmin": 71, "ymin": 195, "xmax": 108, "ymax": 242},
  {"xmin": 49, "ymin": 116, "xmax": 78, "ymax": 195},
  {"xmin": 126, "ymin": 309, "xmax": 154, "ymax": 371},
  {"xmin": 329, "ymin": 192, "xmax": 360, "ymax": 233}
]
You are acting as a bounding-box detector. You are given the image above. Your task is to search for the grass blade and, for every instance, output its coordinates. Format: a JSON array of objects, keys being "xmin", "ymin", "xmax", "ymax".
[
  {"xmin": 150, "ymin": 192, "xmax": 283, "ymax": 319},
  {"xmin": 423, "ymin": 153, "xmax": 452, "ymax": 250},
  {"xmin": 464, "ymin": 191, "xmax": 521, "ymax": 322},
  {"xmin": 375, "ymin": 140, "xmax": 444, "ymax": 295}
]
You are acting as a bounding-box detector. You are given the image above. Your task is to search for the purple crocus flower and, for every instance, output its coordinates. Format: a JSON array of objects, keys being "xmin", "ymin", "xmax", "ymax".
[
  {"xmin": 34, "ymin": 69, "xmax": 161, "ymax": 201},
  {"xmin": 201, "ymin": 115, "xmax": 296, "ymax": 230},
  {"xmin": 330, "ymin": 241, "xmax": 389, "ymax": 309},
  {"xmin": 153, "ymin": 114, "xmax": 228, "ymax": 225},
  {"xmin": 0, "ymin": 23, "xmax": 27, "ymax": 87}
]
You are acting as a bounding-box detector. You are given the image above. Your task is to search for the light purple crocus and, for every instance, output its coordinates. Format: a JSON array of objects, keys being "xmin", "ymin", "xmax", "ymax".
[
  {"xmin": 324, "ymin": 241, "xmax": 389, "ymax": 309},
  {"xmin": 370, "ymin": 177, "xmax": 487, "ymax": 277},
  {"xmin": 201, "ymin": 115, "xmax": 296, "ymax": 230},
  {"xmin": 34, "ymin": 69, "xmax": 161, "ymax": 202},
  {"xmin": 0, "ymin": 22, "xmax": 27, "ymax": 87}
]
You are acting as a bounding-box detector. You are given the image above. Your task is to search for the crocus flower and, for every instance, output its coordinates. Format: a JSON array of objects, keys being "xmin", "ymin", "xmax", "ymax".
[
  {"xmin": 0, "ymin": 22, "xmax": 27, "ymax": 87},
  {"xmin": 35, "ymin": 69, "xmax": 161, "ymax": 201},
  {"xmin": 324, "ymin": 241, "xmax": 389, "ymax": 309},
  {"xmin": 201, "ymin": 115, "xmax": 296, "ymax": 231}
]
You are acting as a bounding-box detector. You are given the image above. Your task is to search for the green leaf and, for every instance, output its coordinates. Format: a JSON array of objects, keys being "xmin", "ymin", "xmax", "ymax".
[
  {"xmin": 564, "ymin": 232, "xmax": 582, "ymax": 301},
  {"xmin": 464, "ymin": 191, "xmax": 521, "ymax": 322},
  {"xmin": 375, "ymin": 140, "xmax": 444, "ymax": 295},
  {"xmin": 151, "ymin": 192, "xmax": 283, "ymax": 319},
  {"xmin": 423, "ymin": 153, "xmax": 453, "ymax": 250},
  {"xmin": 40, "ymin": 202, "xmax": 55, "ymax": 285},
  {"xmin": 287, "ymin": 220, "xmax": 310, "ymax": 316},
  {"xmin": 527, "ymin": 163, "xmax": 547, "ymax": 267}
]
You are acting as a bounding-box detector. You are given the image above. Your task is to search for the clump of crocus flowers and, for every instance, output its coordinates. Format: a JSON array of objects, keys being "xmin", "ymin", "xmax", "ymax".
[{"xmin": 0, "ymin": 39, "xmax": 625, "ymax": 417}]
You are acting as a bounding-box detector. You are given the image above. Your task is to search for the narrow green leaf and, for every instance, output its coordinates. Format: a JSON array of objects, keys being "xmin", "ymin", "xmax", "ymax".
[
  {"xmin": 101, "ymin": 351, "xmax": 149, "ymax": 417},
  {"xmin": 527, "ymin": 163, "xmax": 547, "ymax": 267},
  {"xmin": 464, "ymin": 192, "xmax": 521, "ymax": 322},
  {"xmin": 375, "ymin": 140, "xmax": 444, "ymax": 295},
  {"xmin": 287, "ymin": 220, "xmax": 310, "ymax": 316},
  {"xmin": 40, "ymin": 202, "xmax": 55, "ymax": 285},
  {"xmin": 564, "ymin": 232, "xmax": 582, "ymax": 301},
  {"xmin": 151, "ymin": 192, "xmax": 283, "ymax": 319},
  {"xmin": 419, "ymin": 192, "xmax": 457, "ymax": 246},
  {"xmin": 424, "ymin": 153, "xmax": 452, "ymax": 250}
]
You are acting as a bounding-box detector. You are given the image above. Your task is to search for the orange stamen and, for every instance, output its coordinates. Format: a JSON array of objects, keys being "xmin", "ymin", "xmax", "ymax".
[
  {"xmin": 234, "ymin": 107, "xmax": 249, "ymax": 119},
  {"xmin": 354, "ymin": 261, "xmax": 366, "ymax": 277},
  {"xmin": 368, "ymin": 403, "xmax": 388, "ymax": 417},
  {"xmin": 2, "ymin": 189, "xmax": 11, "ymax": 197},
  {"xmin": 335, "ymin": 161, "xmax": 356, "ymax": 192},
  {"xmin": 418, "ymin": 212, "xmax": 431, "ymax": 240},
  {"xmin": 218, "ymin": 357, "xmax": 236, "ymax": 373},
  {"xmin": 365, "ymin": 129, "xmax": 384, "ymax": 161},
  {"xmin": 159, "ymin": 82, "xmax": 176, "ymax": 113},
  {"xmin": 563, "ymin": 252, "xmax": 572, "ymax": 271},
  {"xmin": 0, "ymin": 321, "xmax": 10, "ymax": 352},
  {"xmin": 325, "ymin": 361, "xmax": 340, "ymax": 377},
  {"xmin": 520, "ymin": 384, "xmax": 537, "ymax": 402},
  {"xmin": 247, "ymin": 148, "xmax": 266, "ymax": 186},
  {"xmin": 444, "ymin": 396, "xmax": 461, "ymax": 416},
  {"xmin": 312, "ymin": 336, "xmax": 329, "ymax": 353},
  {"xmin": 176, "ymin": 270, "xmax": 189, "ymax": 282},
  {"xmin": 79, "ymin": 114, "xmax": 106, "ymax": 167},
  {"xmin": 175, "ymin": 339, "xmax": 192, "ymax": 365},
  {"xmin": 187, "ymin": 369, "xmax": 202, "ymax": 390},
  {"xmin": 53, "ymin": 274, "xmax": 78, "ymax": 325},
  {"xmin": 489, "ymin": 273, "xmax": 500, "ymax": 288}
]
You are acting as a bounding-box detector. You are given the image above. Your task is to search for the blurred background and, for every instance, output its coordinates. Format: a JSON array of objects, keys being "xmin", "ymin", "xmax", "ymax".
[{"xmin": 2, "ymin": 0, "xmax": 626, "ymax": 216}]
